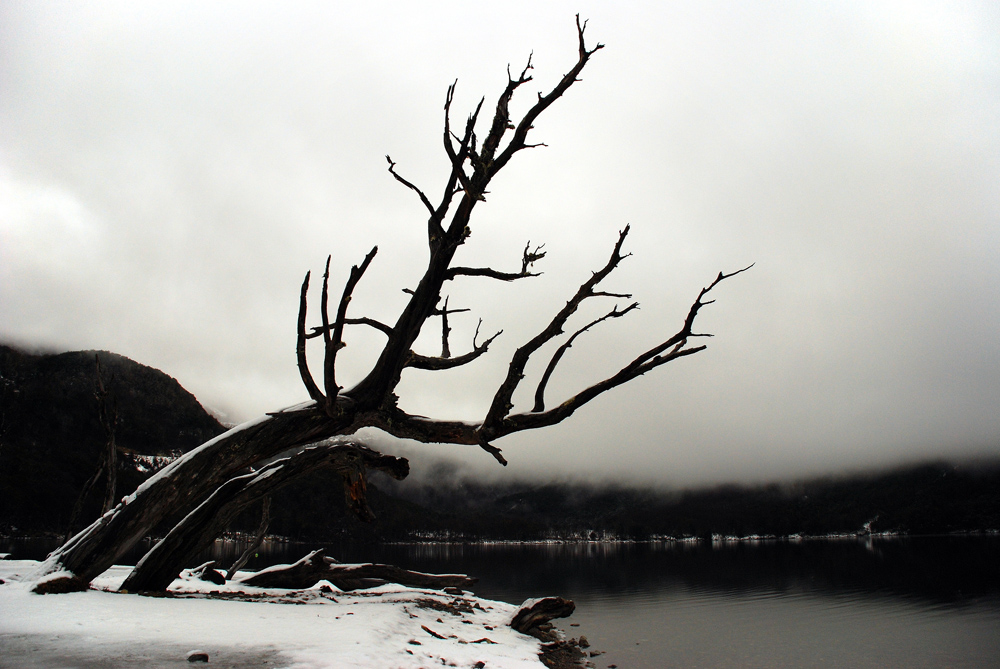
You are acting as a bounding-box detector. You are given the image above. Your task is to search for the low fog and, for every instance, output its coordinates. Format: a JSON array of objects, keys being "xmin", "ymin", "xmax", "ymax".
[{"xmin": 2, "ymin": 1, "xmax": 998, "ymax": 486}]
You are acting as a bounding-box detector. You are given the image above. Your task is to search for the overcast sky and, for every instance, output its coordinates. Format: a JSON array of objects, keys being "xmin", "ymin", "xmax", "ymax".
[{"xmin": 2, "ymin": 1, "xmax": 998, "ymax": 486}]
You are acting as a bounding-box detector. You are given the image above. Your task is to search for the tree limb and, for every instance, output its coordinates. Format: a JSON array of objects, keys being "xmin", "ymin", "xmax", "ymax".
[
  {"xmin": 487, "ymin": 15, "xmax": 604, "ymax": 179},
  {"xmin": 532, "ymin": 301, "xmax": 639, "ymax": 412},
  {"xmin": 435, "ymin": 296, "xmax": 469, "ymax": 358},
  {"xmin": 120, "ymin": 440, "xmax": 408, "ymax": 592},
  {"xmin": 386, "ymin": 155, "xmax": 435, "ymax": 218},
  {"xmin": 308, "ymin": 317, "xmax": 394, "ymax": 340},
  {"xmin": 438, "ymin": 86, "xmax": 483, "ymax": 247},
  {"xmin": 226, "ymin": 496, "xmax": 270, "ymax": 581},
  {"xmin": 405, "ymin": 327, "xmax": 502, "ymax": 370},
  {"xmin": 486, "ymin": 263, "xmax": 754, "ymax": 439},
  {"xmin": 324, "ymin": 247, "xmax": 379, "ymax": 404},
  {"xmin": 297, "ymin": 271, "xmax": 325, "ymax": 403},
  {"xmin": 236, "ymin": 549, "xmax": 476, "ymax": 592},
  {"xmin": 479, "ymin": 226, "xmax": 632, "ymax": 442},
  {"xmin": 448, "ymin": 241, "xmax": 546, "ymax": 281}
]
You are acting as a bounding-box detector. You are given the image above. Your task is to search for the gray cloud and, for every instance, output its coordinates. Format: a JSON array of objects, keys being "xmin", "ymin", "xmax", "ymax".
[{"xmin": 2, "ymin": 0, "xmax": 998, "ymax": 485}]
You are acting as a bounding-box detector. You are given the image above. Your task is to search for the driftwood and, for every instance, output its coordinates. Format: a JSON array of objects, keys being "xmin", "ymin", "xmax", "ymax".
[
  {"xmin": 236, "ymin": 549, "xmax": 477, "ymax": 592},
  {"xmin": 510, "ymin": 597, "xmax": 576, "ymax": 634}
]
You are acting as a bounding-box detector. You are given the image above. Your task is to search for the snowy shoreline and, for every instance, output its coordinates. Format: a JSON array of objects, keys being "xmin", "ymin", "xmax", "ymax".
[{"xmin": 0, "ymin": 560, "xmax": 565, "ymax": 668}]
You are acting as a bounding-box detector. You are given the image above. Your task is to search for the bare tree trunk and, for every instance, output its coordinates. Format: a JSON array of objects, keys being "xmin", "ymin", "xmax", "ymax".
[
  {"xmin": 120, "ymin": 440, "xmax": 405, "ymax": 593},
  {"xmin": 41, "ymin": 406, "xmax": 352, "ymax": 585}
]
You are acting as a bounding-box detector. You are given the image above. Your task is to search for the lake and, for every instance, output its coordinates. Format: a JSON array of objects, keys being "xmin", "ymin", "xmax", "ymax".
[{"xmin": 4, "ymin": 535, "xmax": 999, "ymax": 667}]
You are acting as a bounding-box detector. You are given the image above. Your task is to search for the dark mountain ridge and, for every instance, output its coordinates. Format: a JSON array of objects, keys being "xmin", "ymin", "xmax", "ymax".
[{"xmin": 0, "ymin": 344, "xmax": 227, "ymax": 534}]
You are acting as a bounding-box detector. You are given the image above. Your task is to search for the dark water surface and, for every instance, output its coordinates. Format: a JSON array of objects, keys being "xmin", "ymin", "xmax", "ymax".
[{"xmin": 4, "ymin": 535, "xmax": 999, "ymax": 667}]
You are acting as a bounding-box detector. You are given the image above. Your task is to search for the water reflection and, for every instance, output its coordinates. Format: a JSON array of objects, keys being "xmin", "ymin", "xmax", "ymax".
[
  {"xmin": 3, "ymin": 535, "xmax": 998, "ymax": 609},
  {"xmin": 4, "ymin": 536, "xmax": 998, "ymax": 666}
]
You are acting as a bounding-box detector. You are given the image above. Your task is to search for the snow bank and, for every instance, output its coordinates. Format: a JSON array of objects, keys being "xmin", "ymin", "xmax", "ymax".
[{"xmin": 0, "ymin": 560, "xmax": 548, "ymax": 668}]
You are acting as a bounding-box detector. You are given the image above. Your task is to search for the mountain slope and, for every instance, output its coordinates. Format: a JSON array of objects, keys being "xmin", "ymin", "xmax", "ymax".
[{"xmin": 0, "ymin": 344, "xmax": 227, "ymax": 534}]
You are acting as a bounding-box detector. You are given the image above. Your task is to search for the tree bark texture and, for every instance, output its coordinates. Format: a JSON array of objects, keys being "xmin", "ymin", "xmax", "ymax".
[
  {"xmin": 44, "ymin": 407, "xmax": 352, "ymax": 584},
  {"xmin": 120, "ymin": 440, "xmax": 407, "ymax": 593}
]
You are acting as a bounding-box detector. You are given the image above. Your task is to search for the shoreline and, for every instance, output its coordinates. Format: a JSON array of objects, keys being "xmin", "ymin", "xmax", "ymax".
[{"xmin": 0, "ymin": 560, "xmax": 574, "ymax": 668}]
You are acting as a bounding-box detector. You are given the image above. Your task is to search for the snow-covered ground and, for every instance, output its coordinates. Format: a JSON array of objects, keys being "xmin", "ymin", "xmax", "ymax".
[{"xmin": 0, "ymin": 560, "xmax": 550, "ymax": 668}]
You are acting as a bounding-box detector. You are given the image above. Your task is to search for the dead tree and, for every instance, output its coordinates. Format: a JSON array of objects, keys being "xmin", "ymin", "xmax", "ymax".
[{"xmin": 37, "ymin": 16, "xmax": 749, "ymax": 589}]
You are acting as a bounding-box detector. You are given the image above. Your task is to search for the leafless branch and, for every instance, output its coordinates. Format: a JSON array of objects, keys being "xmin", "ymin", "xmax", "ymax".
[
  {"xmin": 486, "ymin": 14, "xmax": 604, "ymax": 178},
  {"xmin": 478, "ymin": 226, "xmax": 632, "ymax": 442},
  {"xmin": 405, "ymin": 329, "xmax": 502, "ymax": 371},
  {"xmin": 484, "ymin": 263, "xmax": 753, "ymax": 439},
  {"xmin": 226, "ymin": 495, "xmax": 270, "ymax": 580},
  {"xmin": 532, "ymin": 301, "xmax": 639, "ymax": 412},
  {"xmin": 435, "ymin": 296, "xmax": 470, "ymax": 358},
  {"xmin": 439, "ymin": 86, "xmax": 483, "ymax": 243},
  {"xmin": 320, "ymin": 256, "xmax": 334, "ymax": 396},
  {"xmin": 308, "ymin": 317, "xmax": 394, "ymax": 340},
  {"xmin": 297, "ymin": 271, "xmax": 325, "ymax": 403},
  {"xmin": 386, "ymin": 156, "xmax": 435, "ymax": 217},
  {"xmin": 370, "ymin": 408, "xmax": 480, "ymax": 448},
  {"xmin": 324, "ymin": 247, "xmax": 379, "ymax": 402},
  {"xmin": 448, "ymin": 241, "xmax": 546, "ymax": 281}
]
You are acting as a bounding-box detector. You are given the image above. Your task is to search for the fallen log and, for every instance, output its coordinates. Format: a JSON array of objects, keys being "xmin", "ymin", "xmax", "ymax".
[
  {"xmin": 236, "ymin": 549, "xmax": 477, "ymax": 592},
  {"xmin": 185, "ymin": 561, "xmax": 226, "ymax": 586}
]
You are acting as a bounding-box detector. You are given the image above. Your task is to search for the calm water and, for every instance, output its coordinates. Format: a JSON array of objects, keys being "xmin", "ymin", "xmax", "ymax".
[{"xmin": 4, "ymin": 536, "xmax": 999, "ymax": 667}]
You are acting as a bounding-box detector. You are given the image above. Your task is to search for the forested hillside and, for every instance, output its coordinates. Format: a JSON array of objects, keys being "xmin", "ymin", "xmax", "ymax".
[
  {"xmin": 0, "ymin": 344, "xmax": 226, "ymax": 534},
  {"xmin": 374, "ymin": 460, "xmax": 1000, "ymax": 540}
]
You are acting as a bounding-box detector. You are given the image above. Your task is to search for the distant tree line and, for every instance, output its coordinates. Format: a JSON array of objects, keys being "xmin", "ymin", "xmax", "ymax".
[{"xmin": 370, "ymin": 460, "xmax": 1000, "ymax": 541}]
